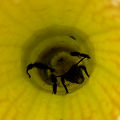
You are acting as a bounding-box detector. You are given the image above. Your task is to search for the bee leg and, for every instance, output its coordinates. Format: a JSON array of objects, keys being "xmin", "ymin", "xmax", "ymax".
[
  {"xmin": 70, "ymin": 51, "xmax": 80, "ymax": 56},
  {"xmin": 26, "ymin": 63, "xmax": 34, "ymax": 78},
  {"xmin": 26, "ymin": 62, "xmax": 55, "ymax": 78},
  {"xmin": 33, "ymin": 62, "xmax": 55, "ymax": 72},
  {"xmin": 61, "ymin": 77, "xmax": 69, "ymax": 94},
  {"xmin": 79, "ymin": 65, "xmax": 89, "ymax": 77},
  {"xmin": 70, "ymin": 52, "xmax": 90, "ymax": 59},
  {"xmin": 51, "ymin": 74, "xmax": 57, "ymax": 94}
]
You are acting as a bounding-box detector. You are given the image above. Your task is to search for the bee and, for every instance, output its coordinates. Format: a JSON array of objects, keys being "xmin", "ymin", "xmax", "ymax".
[{"xmin": 26, "ymin": 52, "xmax": 90, "ymax": 94}]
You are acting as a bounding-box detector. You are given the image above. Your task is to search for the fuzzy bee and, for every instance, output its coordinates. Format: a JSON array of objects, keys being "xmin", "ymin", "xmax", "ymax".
[{"xmin": 26, "ymin": 52, "xmax": 90, "ymax": 94}]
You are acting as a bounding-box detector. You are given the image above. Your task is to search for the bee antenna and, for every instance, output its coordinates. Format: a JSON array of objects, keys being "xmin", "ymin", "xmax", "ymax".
[{"xmin": 76, "ymin": 57, "xmax": 86, "ymax": 65}]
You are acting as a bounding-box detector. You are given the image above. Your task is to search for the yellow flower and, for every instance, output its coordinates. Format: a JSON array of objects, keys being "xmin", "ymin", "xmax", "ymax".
[{"xmin": 0, "ymin": 0, "xmax": 120, "ymax": 120}]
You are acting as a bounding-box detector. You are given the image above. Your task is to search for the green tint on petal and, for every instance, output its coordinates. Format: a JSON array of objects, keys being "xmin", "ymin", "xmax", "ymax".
[{"xmin": 0, "ymin": 0, "xmax": 120, "ymax": 120}]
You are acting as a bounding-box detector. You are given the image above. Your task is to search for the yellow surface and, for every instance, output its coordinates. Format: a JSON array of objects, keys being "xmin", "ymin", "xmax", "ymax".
[{"xmin": 0, "ymin": 0, "xmax": 120, "ymax": 120}]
